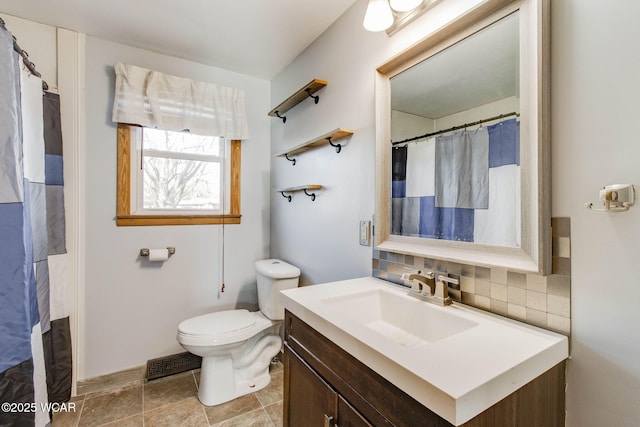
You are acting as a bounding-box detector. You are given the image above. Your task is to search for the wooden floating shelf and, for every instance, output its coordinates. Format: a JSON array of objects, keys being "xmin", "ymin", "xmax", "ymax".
[
  {"xmin": 276, "ymin": 128, "xmax": 354, "ymax": 162},
  {"xmin": 277, "ymin": 185, "xmax": 323, "ymax": 202},
  {"xmin": 268, "ymin": 79, "xmax": 328, "ymax": 122},
  {"xmin": 279, "ymin": 185, "xmax": 323, "ymax": 192}
]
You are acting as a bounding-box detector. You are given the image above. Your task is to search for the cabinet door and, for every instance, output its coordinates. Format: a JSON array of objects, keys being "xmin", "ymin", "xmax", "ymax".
[
  {"xmin": 337, "ymin": 395, "xmax": 373, "ymax": 427},
  {"xmin": 284, "ymin": 345, "xmax": 337, "ymax": 427}
]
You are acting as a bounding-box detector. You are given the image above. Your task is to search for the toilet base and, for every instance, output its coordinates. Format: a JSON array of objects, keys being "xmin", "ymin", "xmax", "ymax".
[
  {"xmin": 198, "ymin": 360, "xmax": 272, "ymax": 406},
  {"xmin": 196, "ymin": 330, "xmax": 282, "ymax": 406}
]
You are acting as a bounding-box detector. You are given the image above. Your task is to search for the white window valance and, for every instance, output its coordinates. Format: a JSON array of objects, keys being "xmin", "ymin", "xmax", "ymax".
[{"xmin": 112, "ymin": 63, "xmax": 249, "ymax": 139}]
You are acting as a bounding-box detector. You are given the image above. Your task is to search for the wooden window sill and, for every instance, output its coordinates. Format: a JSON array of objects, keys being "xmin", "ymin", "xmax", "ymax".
[{"xmin": 116, "ymin": 215, "xmax": 241, "ymax": 226}]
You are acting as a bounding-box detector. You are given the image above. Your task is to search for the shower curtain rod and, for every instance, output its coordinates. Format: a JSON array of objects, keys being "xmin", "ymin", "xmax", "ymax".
[
  {"xmin": 391, "ymin": 111, "xmax": 519, "ymax": 146},
  {"xmin": 0, "ymin": 17, "xmax": 49, "ymax": 91}
]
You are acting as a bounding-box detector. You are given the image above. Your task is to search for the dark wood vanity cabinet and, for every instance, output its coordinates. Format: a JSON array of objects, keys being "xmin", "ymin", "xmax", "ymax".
[
  {"xmin": 285, "ymin": 348, "xmax": 335, "ymax": 426},
  {"xmin": 283, "ymin": 310, "xmax": 566, "ymax": 427},
  {"xmin": 285, "ymin": 347, "xmax": 372, "ymax": 427}
]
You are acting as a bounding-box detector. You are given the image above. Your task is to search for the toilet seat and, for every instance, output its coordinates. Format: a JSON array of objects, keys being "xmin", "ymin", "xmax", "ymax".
[
  {"xmin": 179, "ymin": 309, "xmax": 255, "ymax": 335},
  {"xmin": 177, "ymin": 309, "xmax": 274, "ymax": 346}
]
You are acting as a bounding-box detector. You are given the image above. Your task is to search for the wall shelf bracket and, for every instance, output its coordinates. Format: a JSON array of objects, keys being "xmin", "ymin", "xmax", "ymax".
[
  {"xmin": 274, "ymin": 111, "xmax": 287, "ymax": 123},
  {"xmin": 281, "ymin": 191, "xmax": 292, "ymax": 203},
  {"xmin": 326, "ymin": 136, "xmax": 342, "ymax": 153},
  {"xmin": 285, "ymin": 153, "xmax": 296, "ymax": 166},
  {"xmin": 305, "ymin": 88, "xmax": 320, "ymax": 104},
  {"xmin": 303, "ymin": 189, "xmax": 317, "ymax": 201}
]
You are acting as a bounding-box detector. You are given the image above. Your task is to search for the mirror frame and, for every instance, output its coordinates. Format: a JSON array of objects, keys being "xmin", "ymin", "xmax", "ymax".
[{"xmin": 375, "ymin": 0, "xmax": 550, "ymax": 274}]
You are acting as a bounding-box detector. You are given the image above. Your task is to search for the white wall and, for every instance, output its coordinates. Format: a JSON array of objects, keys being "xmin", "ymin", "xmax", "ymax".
[
  {"xmin": 82, "ymin": 37, "xmax": 271, "ymax": 379},
  {"xmin": 552, "ymin": 1, "xmax": 640, "ymax": 425},
  {"xmin": 434, "ymin": 96, "xmax": 519, "ymax": 130},
  {"xmin": 391, "ymin": 110, "xmax": 434, "ymax": 141},
  {"xmin": 272, "ymin": 0, "xmax": 640, "ymax": 425}
]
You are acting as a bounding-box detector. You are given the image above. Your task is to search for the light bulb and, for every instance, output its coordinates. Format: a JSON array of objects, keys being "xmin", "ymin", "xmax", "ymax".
[
  {"xmin": 363, "ymin": 0, "xmax": 394, "ymax": 32},
  {"xmin": 389, "ymin": 0, "xmax": 423, "ymax": 12}
]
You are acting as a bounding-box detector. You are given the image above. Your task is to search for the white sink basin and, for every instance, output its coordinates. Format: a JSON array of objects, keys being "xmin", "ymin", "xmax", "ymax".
[
  {"xmin": 280, "ymin": 277, "xmax": 568, "ymax": 426},
  {"xmin": 320, "ymin": 288, "xmax": 477, "ymax": 348}
]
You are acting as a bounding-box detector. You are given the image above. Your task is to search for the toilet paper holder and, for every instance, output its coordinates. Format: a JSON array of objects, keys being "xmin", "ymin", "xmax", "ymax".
[
  {"xmin": 139, "ymin": 247, "xmax": 176, "ymax": 257},
  {"xmin": 586, "ymin": 184, "xmax": 635, "ymax": 213}
]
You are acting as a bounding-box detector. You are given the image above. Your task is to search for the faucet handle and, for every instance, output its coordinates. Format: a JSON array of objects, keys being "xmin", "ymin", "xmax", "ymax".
[
  {"xmin": 434, "ymin": 274, "xmax": 457, "ymax": 305},
  {"xmin": 437, "ymin": 274, "xmax": 459, "ymax": 285}
]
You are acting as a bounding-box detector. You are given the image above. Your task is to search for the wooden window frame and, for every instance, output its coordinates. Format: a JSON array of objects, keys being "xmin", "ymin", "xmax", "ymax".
[{"xmin": 116, "ymin": 123, "xmax": 241, "ymax": 226}]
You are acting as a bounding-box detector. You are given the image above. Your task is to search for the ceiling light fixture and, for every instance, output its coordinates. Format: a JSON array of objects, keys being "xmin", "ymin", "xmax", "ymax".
[
  {"xmin": 363, "ymin": 0, "xmax": 424, "ymax": 32},
  {"xmin": 363, "ymin": 0, "xmax": 394, "ymax": 32}
]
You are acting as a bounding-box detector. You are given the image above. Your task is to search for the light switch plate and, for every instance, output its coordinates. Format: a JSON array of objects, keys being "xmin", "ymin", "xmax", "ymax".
[{"xmin": 359, "ymin": 221, "xmax": 370, "ymax": 246}]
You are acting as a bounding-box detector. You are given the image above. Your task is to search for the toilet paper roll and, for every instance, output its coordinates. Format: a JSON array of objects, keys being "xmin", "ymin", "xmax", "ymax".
[{"xmin": 148, "ymin": 248, "xmax": 169, "ymax": 262}]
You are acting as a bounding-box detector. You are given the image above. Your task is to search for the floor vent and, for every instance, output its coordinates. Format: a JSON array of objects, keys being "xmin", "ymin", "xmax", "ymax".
[{"xmin": 146, "ymin": 352, "xmax": 202, "ymax": 381}]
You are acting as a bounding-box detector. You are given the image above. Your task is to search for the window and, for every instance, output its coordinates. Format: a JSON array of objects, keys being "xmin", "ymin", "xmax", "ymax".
[{"xmin": 117, "ymin": 123, "xmax": 241, "ymax": 226}]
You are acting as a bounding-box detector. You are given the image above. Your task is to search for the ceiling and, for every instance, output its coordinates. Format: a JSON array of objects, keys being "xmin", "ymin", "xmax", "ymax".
[
  {"xmin": 391, "ymin": 12, "xmax": 519, "ymax": 119},
  {"xmin": 0, "ymin": 0, "xmax": 357, "ymax": 80}
]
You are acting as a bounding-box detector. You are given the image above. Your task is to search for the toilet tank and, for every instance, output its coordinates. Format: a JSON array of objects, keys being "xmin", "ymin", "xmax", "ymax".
[{"xmin": 255, "ymin": 259, "xmax": 300, "ymax": 320}]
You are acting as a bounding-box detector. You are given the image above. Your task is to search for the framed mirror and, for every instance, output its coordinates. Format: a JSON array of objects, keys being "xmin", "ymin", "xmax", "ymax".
[{"xmin": 375, "ymin": 0, "xmax": 550, "ymax": 274}]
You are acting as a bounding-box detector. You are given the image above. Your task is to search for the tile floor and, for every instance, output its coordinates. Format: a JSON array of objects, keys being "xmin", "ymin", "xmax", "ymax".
[{"xmin": 52, "ymin": 362, "xmax": 284, "ymax": 427}]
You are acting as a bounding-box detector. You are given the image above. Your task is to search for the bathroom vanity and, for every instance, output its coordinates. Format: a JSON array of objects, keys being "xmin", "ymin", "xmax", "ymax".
[{"xmin": 280, "ymin": 278, "xmax": 568, "ymax": 426}]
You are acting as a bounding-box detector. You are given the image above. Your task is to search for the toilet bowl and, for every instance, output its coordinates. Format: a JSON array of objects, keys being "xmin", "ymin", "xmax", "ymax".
[{"xmin": 177, "ymin": 259, "xmax": 300, "ymax": 406}]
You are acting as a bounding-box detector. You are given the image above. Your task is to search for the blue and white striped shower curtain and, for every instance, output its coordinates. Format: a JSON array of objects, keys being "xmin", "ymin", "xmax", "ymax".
[
  {"xmin": 0, "ymin": 26, "xmax": 72, "ymax": 426},
  {"xmin": 392, "ymin": 119, "xmax": 520, "ymax": 247}
]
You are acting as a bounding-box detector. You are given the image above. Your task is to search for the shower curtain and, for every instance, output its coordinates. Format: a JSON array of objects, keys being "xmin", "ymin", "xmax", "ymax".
[
  {"xmin": 392, "ymin": 119, "xmax": 520, "ymax": 246},
  {"xmin": 0, "ymin": 26, "xmax": 72, "ymax": 427}
]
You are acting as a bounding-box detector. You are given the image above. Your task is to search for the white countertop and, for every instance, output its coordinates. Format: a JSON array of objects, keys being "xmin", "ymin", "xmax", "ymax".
[{"xmin": 280, "ymin": 277, "xmax": 568, "ymax": 425}]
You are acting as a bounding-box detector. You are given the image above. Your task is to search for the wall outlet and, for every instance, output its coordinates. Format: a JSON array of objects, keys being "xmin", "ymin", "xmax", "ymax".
[{"xmin": 359, "ymin": 220, "xmax": 370, "ymax": 246}]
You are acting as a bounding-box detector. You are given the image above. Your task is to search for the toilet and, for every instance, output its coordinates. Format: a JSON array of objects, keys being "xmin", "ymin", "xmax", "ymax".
[{"xmin": 177, "ymin": 259, "xmax": 300, "ymax": 406}]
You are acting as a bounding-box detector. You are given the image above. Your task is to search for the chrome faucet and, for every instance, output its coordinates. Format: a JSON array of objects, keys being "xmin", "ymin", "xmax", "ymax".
[{"xmin": 406, "ymin": 271, "xmax": 458, "ymax": 306}]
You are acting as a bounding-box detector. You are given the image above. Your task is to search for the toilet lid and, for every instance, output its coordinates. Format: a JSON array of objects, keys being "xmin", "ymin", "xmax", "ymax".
[{"xmin": 178, "ymin": 309, "xmax": 255, "ymax": 336}]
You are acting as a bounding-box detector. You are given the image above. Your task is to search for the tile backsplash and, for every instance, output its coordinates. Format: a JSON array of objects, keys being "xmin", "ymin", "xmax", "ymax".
[{"xmin": 372, "ymin": 218, "xmax": 571, "ymax": 335}]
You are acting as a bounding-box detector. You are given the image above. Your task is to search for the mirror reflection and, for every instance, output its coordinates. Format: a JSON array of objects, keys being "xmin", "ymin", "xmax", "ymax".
[{"xmin": 390, "ymin": 12, "xmax": 520, "ymax": 248}]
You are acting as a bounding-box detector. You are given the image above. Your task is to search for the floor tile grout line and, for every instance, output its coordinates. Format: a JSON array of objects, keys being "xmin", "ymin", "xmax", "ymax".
[
  {"xmin": 73, "ymin": 395, "xmax": 85, "ymax": 427},
  {"xmin": 191, "ymin": 369, "xmax": 211, "ymax": 425},
  {"xmin": 215, "ymin": 407, "xmax": 271, "ymax": 426},
  {"xmin": 192, "ymin": 369, "xmax": 199, "ymax": 391},
  {"xmin": 141, "ymin": 381, "xmax": 145, "ymax": 427},
  {"xmin": 200, "ymin": 403, "xmax": 209, "ymax": 426}
]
